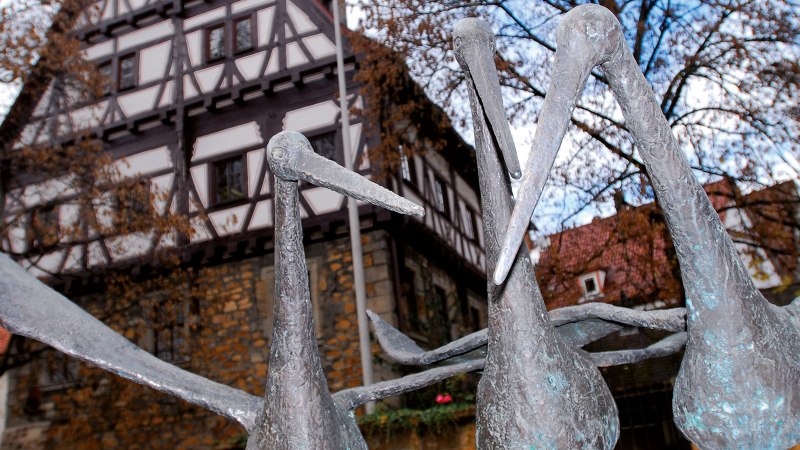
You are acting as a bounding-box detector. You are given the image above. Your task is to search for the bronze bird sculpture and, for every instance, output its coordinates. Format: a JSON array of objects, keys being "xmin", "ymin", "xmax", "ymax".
[
  {"xmin": 452, "ymin": 18, "xmax": 619, "ymax": 449},
  {"xmin": 492, "ymin": 5, "xmax": 800, "ymax": 448}
]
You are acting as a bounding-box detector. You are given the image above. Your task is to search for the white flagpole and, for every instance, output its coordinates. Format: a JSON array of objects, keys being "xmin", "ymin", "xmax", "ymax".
[{"xmin": 331, "ymin": 0, "xmax": 375, "ymax": 413}]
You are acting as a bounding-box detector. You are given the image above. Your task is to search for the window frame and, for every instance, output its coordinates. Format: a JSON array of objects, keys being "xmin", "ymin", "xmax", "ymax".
[
  {"xmin": 114, "ymin": 179, "xmax": 152, "ymax": 227},
  {"xmin": 461, "ymin": 204, "xmax": 479, "ymax": 242},
  {"xmin": 27, "ymin": 205, "xmax": 60, "ymax": 252},
  {"xmin": 117, "ymin": 53, "xmax": 138, "ymax": 91},
  {"xmin": 210, "ymin": 154, "xmax": 247, "ymax": 207},
  {"xmin": 399, "ymin": 146, "xmax": 417, "ymax": 185},
  {"xmin": 205, "ymin": 22, "xmax": 227, "ymax": 63},
  {"xmin": 39, "ymin": 349, "xmax": 79, "ymax": 391},
  {"xmin": 307, "ymin": 129, "xmax": 339, "ymax": 163},
  {"xmin": 432, "ymin": 174, "xmax": 450, "ymax": 219},
  {"xmin": 578, "ymin": 271, "xmax": 606, "ymax": 302},
  {"xmin": 233, "ymin": 15, "xmax": 256, "ymax": 54},
  {"xmin": 97, "ymin": 60, "xmax": 113, "ymax": 96}
]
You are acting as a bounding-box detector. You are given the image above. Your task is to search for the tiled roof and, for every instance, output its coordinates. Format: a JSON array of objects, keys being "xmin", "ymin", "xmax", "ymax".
[{"xmin": 535, "ymin": 180, "xmax": 799, "ymax": 310}]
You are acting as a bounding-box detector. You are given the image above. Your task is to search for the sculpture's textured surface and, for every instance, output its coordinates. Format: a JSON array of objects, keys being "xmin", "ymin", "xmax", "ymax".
[
  {"xmin": 246, "ymin": 131, "xmax": 424, "ymax": 449},
  {"xmin": 453, "ymin": 18, "xmax": 619, "ymax": 449},
  {"xmin": 494, "ymin": 5, "xmax": 800, "ymax": 448}
]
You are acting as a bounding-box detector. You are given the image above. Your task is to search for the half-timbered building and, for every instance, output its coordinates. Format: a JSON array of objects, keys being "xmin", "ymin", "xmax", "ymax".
[{"xmin": 0, "ymin": 0, "xmax": 487, "ymax": 447}]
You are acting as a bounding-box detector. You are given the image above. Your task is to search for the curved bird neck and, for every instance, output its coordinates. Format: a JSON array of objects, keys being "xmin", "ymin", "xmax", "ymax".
[
  {"xmin": 467, "ymin": 84, "xmax": 550, "ymax": 335},
  {"xmin": 266, "ymin": 177, "xmax": 336, "ymax": 425},
  {"xmin": 600, "ymin": 52, "xmax": 765, "ymax": 325}
]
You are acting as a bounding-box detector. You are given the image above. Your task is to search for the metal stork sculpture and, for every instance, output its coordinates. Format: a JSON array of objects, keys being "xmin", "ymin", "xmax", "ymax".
[
  {"xmin": 0, "ymin": 131, "xmax": 485, "ymax": 449},
  {"xmin": 487, "ymin": 5, "xmax": 799, "ymax": 449}
]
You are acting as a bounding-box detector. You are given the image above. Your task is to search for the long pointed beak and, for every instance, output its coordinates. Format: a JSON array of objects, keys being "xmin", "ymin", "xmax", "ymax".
[
  {"xmin": 492, "ymin": 29, "xmax": 597, "ymax": 285},
  {"xmin": 267, "ymin": 131, "xmax": 424, "ymax": 218},
  {"xmin": 453, "ymin": 19, "xmax": 522, "ymax": 180}
]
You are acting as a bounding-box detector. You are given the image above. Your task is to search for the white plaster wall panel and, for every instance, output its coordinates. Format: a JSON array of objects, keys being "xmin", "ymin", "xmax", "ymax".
[
  {"xmin": 193, "ymin": 122, "xmax": 263, "ymax": 160},
  {"xmin": 7, "ymin": 221, "xmax": 28, "ymax": 254},
  {"xmin": 117, "ymin": 86, "xmax": 159, "ymax": 117},
  {"xmin": 282, "ymin": 101, "xmax": 338, "ymax": 133},
  {"xmin": 284, "ymin": 24, "xmax": 295, "ymax": 39},
  {"xmin": 117, "ymin": 22, "xmax": 173, "ymax": 53},
  {"xmin": 80, "ymin": 3, "xmax": 102, "ymax": 25},
  {"xmin": 286, "ymin": 42, "xmax": 308, "ymax": 68},
  {"xmin": 183, "ymin": 75, "xmax": 199, "ymax": 99},
  {"xmin": 83, "ymin": 40, "xmax": 114, "ymax": 61},
  {"xmin": 264, "ymin": 48, "xmax": 279, "ymax": 75},
  {"xmin": 22, "ymin": 261, "xmax": 48, "ymax": 279},
  {"xmin": 101, "ymin": 0, "xmax": 114, "ymax": 20},
  {"xmin": 233, "ymin": 0, "xmax": 274, "ymax": 13},
  {"xmin": 59, "ymin": 204, "xmax": 81, "ymax": 231},
  {"xmin": 139, "ymin": 41, "xmax": 171, "ymax": 84},
  {"xmin": 455, "ymin": 176, "xmax": 479, "ymax": 211},
  {"xmin": 21, "ymin": 176, "xmax": 75, "ymax": 208},
  {"xmin": 190, "ymin": 216, "xmax": 212, "ymax": 242},
  {"xmin": 34, "ymin": 251, "xmax": 65, "ymax": 274},
  {"xmin": 347, "ymin": 123, "xmax": 362, "ymax": 162},
  {"xmin": 33, "ymin": 83, "xmax": 54, "ymax": 117},
  {"xmin": 87, "ymin": 241, "xmax": 108, "ymax": 266},
  {"xmin": 108, "ymin": 233, "xmax": 152, "ymax": 260},
  {"xmin": 186, "ymin": 31, "xmax": 203, "ymax": 67},
  {"xmin": 129, "ymin": 0, "xmax": 146, "ymax": 9},
  {"xmin": 287, "ymin": 1, "xmax": 317, "ymax": 34},
  {"xmin": 183, "ymin": 7, "xmax": 225, "ymax": 30},
  {"xmin": 247, "ymin": 150, "xmax": 264, "ymax": 197},
  {"xmin": 96, "ymin": 193, "xmax": 114, "ymax": 230},
  {"xmin": 303, "ymin": 34, "xmax": 336, "ymax": 60},
  {"xmin": 303, "ymin": 187, "xmax": 343, "ymax": 215},
  {"xmin": 158, "ymin": 80, "xmax": 175, "ymax": 107},
  {"xmin": 159, "ymin": 231, "xmax": 177, "ymax": 249},
  {"xmin": 195, "ymin": 65, "xmax": 224, "ymax": 93},
  {"xmin": 150, "ymin": 174, "xmax": 175, "ymax": 214},
  {"xmin": 236, "ymin": 51, "xmax": 266, "ymax": 81},
  {"xmin": 190, "ymin": 165, "xmax": 209, "ymax": 207},
  {"xmin": 208, "ymin": 204, "xmax": 249, "ymax": 236},
  {"xmin": 70, "ymin": 101, "xmax": 107, "ymax": 131},
  {"xmin": 299, "ymin": 204, "xmax": 309, "ymax": 219},
  {"xmin": 257, "ymin": 7, "xmax": 275, "ymax": 46},
  {"xmin": 118, "ymin": 0, "xmax": 130, "ymax": 16},
  {"xmin": 248, "ymin": 200, "xmax": 273, "ymax": 230},
  {"xmin": 63, "ymin": 246, "xmax": 83, "ymax": 271},
  {"xmin": 219, "ymin": 77, "xmax": 228, "ymax": 90},
  {"xmin": 358, "ymin": 145, "xmax": 370, "ymax": 170},
  {"xmin": 18, "ymin": 122, "xmax": 39, "ymax": 147},
  {"xmin": 113, "ymin": 146, "xmax": 172, "ymax": 178}
]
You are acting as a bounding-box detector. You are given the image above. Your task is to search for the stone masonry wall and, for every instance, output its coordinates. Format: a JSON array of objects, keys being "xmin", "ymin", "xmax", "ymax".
[{"xmin": 1, "ymin": 230, "xmax": 398, "ymax": 449}]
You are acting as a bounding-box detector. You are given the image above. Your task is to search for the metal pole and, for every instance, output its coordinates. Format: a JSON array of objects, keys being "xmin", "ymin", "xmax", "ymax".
[{"xmin": 331, "ymin": 0, "xmax": 374, "ymax": 413}]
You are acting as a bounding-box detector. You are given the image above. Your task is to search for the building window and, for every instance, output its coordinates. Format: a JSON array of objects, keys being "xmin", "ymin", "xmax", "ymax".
[
  {"xmin": 154, "ymin": 305, "xmax": 187, "ymax": 363},
  {"xmin": 40, "ymin": 350, "xmax": 79, "ymax": 390},
  {"xmin": 309, "ymin": 131, "xmax": 337, "ymax": 162},
  {"xmin": 433, "ymin": 175, "xmax": 450, "ymax": 218},
  {"xmin": 98, "ymin": 61, "xmax": 113, "ymax": 96},
  {"xmin": 207, "ymin": 24, "xmax": 225, "ymax": 61},
  {"xmin": 462, "ymin": 205, "xmax": 479, "ymax": 241},
  {"xmin": 234, "ymin": 16, "xmax": 254, "ymax": 53},
  {"xmin": 400, "ymin": 146, "xmax": 416, "ymax": 184},
  {"xmin": 115, "ymin": 180, "xmax": 151, "ymax": 226},
  {"xmin": 579, "ymin": 271, "xmax": 606, "ymax": 301},
  {"xmin": 118, "ymin": 54, "xmax": 136, "ymax": 90},
  {"xmin": 28, "ymin": 205, "xmax": 59, "ymax": 251},
  {"xmin": 213, "ymin": 156, "xmax": 245, "ymax": 205},
  {"xmin": 401, "ymin": 267, "xmax": 425, "ymax": 334}
]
